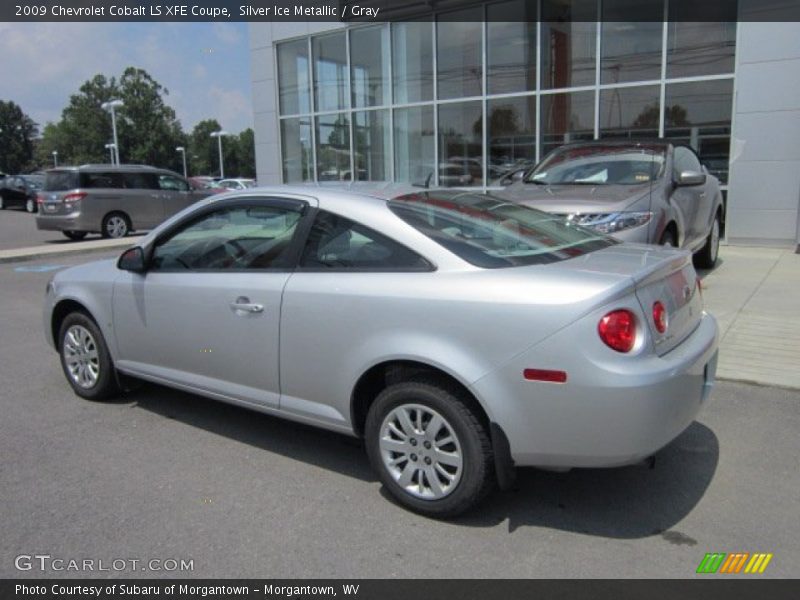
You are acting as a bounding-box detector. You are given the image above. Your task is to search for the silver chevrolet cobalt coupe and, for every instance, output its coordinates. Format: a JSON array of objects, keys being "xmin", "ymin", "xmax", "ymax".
[{"xmin": 44, "ymin": 185, "xmax": 718, "ymax": 517}]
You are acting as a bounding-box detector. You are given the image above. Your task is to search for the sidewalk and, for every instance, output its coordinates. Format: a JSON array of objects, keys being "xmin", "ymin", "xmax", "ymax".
[
  {"xmin": 0, "ymin": 234, "xmax": 141, "ymax": 264},
  {"xmin": 701, "ymin": 245, "xmax": 800, "ymax": 390}
]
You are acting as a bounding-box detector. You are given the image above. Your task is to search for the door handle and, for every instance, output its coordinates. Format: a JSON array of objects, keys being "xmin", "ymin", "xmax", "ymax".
[{"xmin": 230, "ymin": 297, "xmax": 264, "ymax": 314}]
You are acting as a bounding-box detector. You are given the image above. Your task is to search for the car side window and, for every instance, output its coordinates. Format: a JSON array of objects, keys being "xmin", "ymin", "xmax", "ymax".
[
  {"xmin": 150, "ymin": 203, "xmax": 303, "ymax": 271},
  {"xmin": 82, "ymin": 172, "xmax": 124, "ymax": 188},
  {"xmin": 122, "ymin": 172, "xmax": 158, "ymax": 190},
  {"xmin": 299, "ymin": 211, "xmax": 431, "ymax": 271},
  {"xmin": 158, "ymin": 175, "xmax": 189, "ymax": 192},
  {"xmin": 673, "ymin": 147, "xmax": 702, "ymax": 176}
]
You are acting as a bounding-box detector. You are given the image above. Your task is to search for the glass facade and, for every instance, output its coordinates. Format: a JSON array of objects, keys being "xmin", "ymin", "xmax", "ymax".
[{"xmin": 275, "ymin": 2, "xmax": 736, "ymax": 188}]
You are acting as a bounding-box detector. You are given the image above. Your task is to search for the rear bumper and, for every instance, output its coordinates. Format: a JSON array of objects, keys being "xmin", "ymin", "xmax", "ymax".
[
  {"xmin": 36, "ymin": 212, "xmax": 83, "ymax": 232},
  {"xmin": 472, "ymin": 312, "xmax": 718, "ymax": 469}
]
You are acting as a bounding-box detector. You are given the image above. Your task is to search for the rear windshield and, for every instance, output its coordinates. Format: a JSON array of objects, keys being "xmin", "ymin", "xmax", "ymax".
[
  {"xmin": 45, "ymin": 171, "xmax": 80, "ymax": 191},
  {"xmin": 388, "ymin": 191, "xmax": 616, "ymax": 268},
  {"xmin": 526, "ymin": 144, "xmax": 666, "ymax": 185}
]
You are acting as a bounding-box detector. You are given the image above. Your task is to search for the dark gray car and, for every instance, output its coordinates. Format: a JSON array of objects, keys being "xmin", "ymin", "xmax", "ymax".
[
  {"xmin": 35, "ymin": 165, "xmax": 215, "ymax": 240},
  {"xmin": 496, "ymin": 141, "xmax": 724, "ymax": 268}
]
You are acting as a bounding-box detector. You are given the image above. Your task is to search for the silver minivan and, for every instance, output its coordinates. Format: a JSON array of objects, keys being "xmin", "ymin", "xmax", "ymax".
[{"xmin": 36, "ymin": 165, "xmax": 214, "ymax": 240}]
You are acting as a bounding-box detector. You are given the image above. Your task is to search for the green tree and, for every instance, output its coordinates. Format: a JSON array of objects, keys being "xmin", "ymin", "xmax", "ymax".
[
  {"xmin": 237, "ymin": 128, "xmax": 256, "ymax": 178},
  {"xmin": 0, "ymin": 100, "xmax": 39, "ymax": 173},
  {"xmin": 58, "ymin": 74, "xmax": 119, "ymax": 165},
  {"xmin": 116, "ymin": 67, "xmax": 184, "ymax": 171},
  {"xmin": 189, "ymin": 119, "xmax": 222, "ymax": 176}
]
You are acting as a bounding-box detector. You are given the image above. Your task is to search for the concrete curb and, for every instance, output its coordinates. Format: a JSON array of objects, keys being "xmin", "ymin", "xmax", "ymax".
[{"xmin": 0, "ymin": 235, "xmax": 143, "ymax": 264}]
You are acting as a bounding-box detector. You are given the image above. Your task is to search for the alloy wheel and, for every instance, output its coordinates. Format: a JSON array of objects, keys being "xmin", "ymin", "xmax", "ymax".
[
  {"xmin": 379, "ymin": 403, "xmax": 463, "ymax": 500},
  {"xmin": 62, "ymin": 325, "xmax": 100, "ymax": 389},
  {"xmin": 105, "ymin": 215, "xmax": 128, "ymax": 238}
]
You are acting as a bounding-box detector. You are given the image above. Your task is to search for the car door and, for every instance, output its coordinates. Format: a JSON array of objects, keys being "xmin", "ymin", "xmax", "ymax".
[
  {"xmin": 119, "ymin": 171, "xmax": 163, "ymax": 229},
  {"xmin": 158, "ymin": 173, "xmax": 205, "ymax": 218},
  {"xmin": 111, "ymin": 196, "xmax": 314, "ymax": 408},
  {"xmin": 8, "ymin": 177, "xmax": 25, "ymax": 205}
]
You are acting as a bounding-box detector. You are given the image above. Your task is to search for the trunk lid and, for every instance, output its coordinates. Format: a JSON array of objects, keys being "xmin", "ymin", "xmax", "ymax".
[{"xmin": 555, "ymin": 243, "xmax": 703, "ymax": 355}]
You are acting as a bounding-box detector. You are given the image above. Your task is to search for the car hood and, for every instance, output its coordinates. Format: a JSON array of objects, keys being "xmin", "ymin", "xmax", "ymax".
[
  {"xmin": 496, "ymin": 181, "xmax": 652, "ymax": 214},
  {"xmin": 54, "ymin": 258, "xmax": 119, "ymax": 285}
]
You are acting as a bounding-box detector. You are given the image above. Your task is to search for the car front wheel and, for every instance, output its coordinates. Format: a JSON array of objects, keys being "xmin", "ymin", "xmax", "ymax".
[
  {"xmin": 365, "ymin": 379, "xmax": 494, "ymax": 518},
  {"xmin": 694, "ymin": 212, "xmax": 720, "ymax": 269},
  {"xmin": 25, "ymin": 198, "xmax": 37, "ymax": 213},
  {"xmin": 58, "ymin": 312, "xmax": 120, "ymax": 401}
]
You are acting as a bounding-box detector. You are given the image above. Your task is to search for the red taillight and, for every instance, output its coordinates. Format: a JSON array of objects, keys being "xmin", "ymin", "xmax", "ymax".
[
  {"xmin": 598, "ymin": 309, "xmax": 637, "ymax": 353},
  {"xmin": 64, "ymin": 192, "xmax": 87, "ymax": 203},
  {"xmin": 36, "ymin": 193, "xmax": 45, "ymax": 205},
  {"xmin": 652, "ymin": 301, "xmax": 668, "ymax": 334},
  {"xmin": 523, "ymin": 368, "xmax": 568, "ymax": 383}
]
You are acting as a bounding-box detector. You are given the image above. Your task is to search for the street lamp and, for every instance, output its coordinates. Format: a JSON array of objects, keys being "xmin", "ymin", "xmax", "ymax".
[
  {"xmin": 101, "ymin": 99, "xmax": 124, "ymax": 165},
  {"xmin": 52, "ymin": 151, "xmax": 58, "ymax": 167},
  {"xmin": 209, "ymin": 130, "xmax": 229, "ymax": 179},
  {"xmin": 176, "ymin": 146, "xmax": 187, "ymax": 178},
  {"xmin": 104, "ymin": 143, "xmax": 116, "ymax": 165}
]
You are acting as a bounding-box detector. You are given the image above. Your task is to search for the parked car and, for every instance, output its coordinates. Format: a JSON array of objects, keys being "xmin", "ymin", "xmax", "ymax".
[
  {"xmin": 36, "ymin": 165, "xmax": 215, "ymax": 240},
  {"xmin": 0, "ymin": 173, "xmax": 45, "ymax": 213},
  {"xmin": 496, "ymin": 141, "xmax": 724, "ymax": 268},
  {"xmin": 44, "ymin": 185, "xmax": 718, "ymax": 517},
  {"xmin": 216, "ymin": 178, "xmax": 257, "ymax": 191},
  {"xmin": 188, "ymin": 176, "xmax": 226, "ymax": 194}
]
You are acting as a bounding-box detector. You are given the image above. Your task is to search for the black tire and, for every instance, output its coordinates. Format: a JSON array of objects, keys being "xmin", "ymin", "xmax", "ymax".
[
  {"xmin": 63, "ymin": 231, "xmax": 88, "ymax": 241},
  {"xmin": 659, "ymin": 228, "xmax": 677, "ymax": 247},
  {"xmin": 101, "ymin": 212, "xmax": 130, "ymax": 239},
  {"xmin": 57, "ymin": 312, "xmax": 120, "ymax": 401},
  {"xmin": 25, "ymin": 197, "xmax": 37, "ymax": 213},
  {"xmin": 0, "ymin": 194, "xmax": 5, "ymax": 209},
  {"xmin": 365, "ymin": 378, "xmax": 494, "ymax": 518},
  {"xmin": 694, "ymin": 211, "xmax": 721, "ymax": 269}
]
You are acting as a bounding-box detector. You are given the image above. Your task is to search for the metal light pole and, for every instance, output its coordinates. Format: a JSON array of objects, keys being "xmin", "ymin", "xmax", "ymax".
[
  {"xmin": 52, "ymin": 151, "xmax": 58, "ymax": 167},
  {"xmin": 176, "ymin": 146, "xmax": 187, "ymax": 178},
  {"xmin": 104, "ymin": 143, "xmax": 116, "ymax": 165},
  {"xmin": 101, "ymin": 99, "xmax": 124, "ymax": 165},
  {"xmin": 210, "ymin": 130, "xmax": 229, "ymax": 179}
]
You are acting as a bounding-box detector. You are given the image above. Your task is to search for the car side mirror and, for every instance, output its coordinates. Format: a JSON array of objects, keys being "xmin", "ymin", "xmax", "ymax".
[
  {"xmin": 676, "ymin": 170, "xmax": 706, "ymax": 187},
  {"xmin": 511, "ymin": 170, "xmax": 525, "ymax": 183},
  {"xmin": 117, "ymin": 246, "xmax": 147, "ymax": 273}
]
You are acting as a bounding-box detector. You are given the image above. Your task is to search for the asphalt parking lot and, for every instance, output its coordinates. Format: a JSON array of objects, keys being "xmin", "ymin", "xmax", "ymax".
[
  {"xmin": 1, "ymin": 250, "xmax": 798, "ymax": 579},
  {"xmin": 0, "ymin": 208, "xmax": 104, "ymax": 250}
]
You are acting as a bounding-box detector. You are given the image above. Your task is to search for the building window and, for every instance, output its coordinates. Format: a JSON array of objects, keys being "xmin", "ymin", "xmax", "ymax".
[
  {"xmin": 540, "ymin": 91, "xmax": 594, "ymax": 156},
  {"xmin": 280, "ymin": 118, "xmax": 313, "ymax": 182},
  {"xmin": 601, "ymin": 0, "xmax": 664, "ymax": 84},
  {"xmin": 351, "ymin": 26, "xmax": 390, "ymax": 108},
  {"xmin": 487, "ymin": 1, "xmax": 537, "ymax": 95},
  {"xmin": 438, "ymin": 101, "xmax": 484, "ymax": 186},
  {"xmin": 599, "ymin": 85, "xmax": 661, "ymax": 139},
  {"xmin": 540, "ymin": 0, "xmax": 597, "ymax": 90},
  {"xmin": 354, "ymin": 110, "xmax": 391, "ymax": 181},
  {"xmin": 277, "ymin": 40, "xmax": 310, "ymax": 116},
  {"xmin": 664, "ymin": 79, "xmax": 734, "ymax": 183},
  {"xmin": 667, "ymin": 22, "xmax": 736, "ymax": 78},
  {"xmin": 313, "ymin": 33, "xmax": 348, "ymax": 112},
  {"xmin": 394, "ymin": 105, "xmax": 435, "ymax": 185},
  {"xmin": 488, "ymin": 96, "xmax": 536, "ymax": 172},
  {"xmin": 437, "ymin": 10, "xmax": 483, "ymax": 99},
  {"xmin": 392, "ymin": 20, "xmax": 433, "ymax": 104},
  {"xmin": 315, "ymin": 113, "xmax": 350, "ymax": 181}
]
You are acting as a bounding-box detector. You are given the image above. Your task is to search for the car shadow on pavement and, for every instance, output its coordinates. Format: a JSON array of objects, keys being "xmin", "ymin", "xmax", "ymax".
[
  {"xmin": 128, "ymin": 383, "xmax": 375, "ymax": 484},
  {"xmin": 128, "ymin": 382, "xmax": 717, "ymax": 539},
  {"xmin": 458, "ymin": 421, "xmax": 719, "ymax": 538}
]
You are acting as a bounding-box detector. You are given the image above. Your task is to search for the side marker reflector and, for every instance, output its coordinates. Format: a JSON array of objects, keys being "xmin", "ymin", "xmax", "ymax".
[{"xmin": 524, "ymin": 369, "xmax": 567, "ymax": 383}]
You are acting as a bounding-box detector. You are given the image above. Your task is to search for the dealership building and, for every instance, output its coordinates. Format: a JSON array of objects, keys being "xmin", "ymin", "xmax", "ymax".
[{"xmin": 249, "ymin": 1, "xmax": 800, "ymax": 246}]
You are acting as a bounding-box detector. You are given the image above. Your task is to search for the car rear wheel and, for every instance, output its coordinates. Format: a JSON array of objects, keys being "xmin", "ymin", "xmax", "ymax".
[
  {"xmin": 694, "ymin": 212, "xmax": 720, "ymax": 269},
  {"xmin": 365, "ymin": 379, "xmax": 494, "ymax": 518},
  {"xmin": 102, "ymin": 212, "xmax": 130, "ymax": 239},
  {"xmin": 58, "ymin": 312, "xmax": 120, "ymax": 401},
  {"xmin": 63, "ymin": 231, "xmax": 88, "ymax": 241},
  {"xmin": 25, "ymin": 198, "xmax": 37, "ymax": 213}
]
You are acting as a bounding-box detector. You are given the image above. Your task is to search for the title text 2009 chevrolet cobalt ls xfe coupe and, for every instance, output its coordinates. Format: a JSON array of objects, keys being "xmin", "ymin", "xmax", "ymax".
[{"xmin": 44, "ymin": 186, "xmax": 718, "ymax": 517}]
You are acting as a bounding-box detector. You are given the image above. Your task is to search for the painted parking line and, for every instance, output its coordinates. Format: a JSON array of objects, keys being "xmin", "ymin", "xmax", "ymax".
[{"xmin": 13, "ymin": 265, "xmax": 66, "ymax": 273}]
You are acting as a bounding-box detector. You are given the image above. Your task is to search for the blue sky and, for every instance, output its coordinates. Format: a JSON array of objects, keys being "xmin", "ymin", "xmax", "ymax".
[{"xmin": 0, "ymin": 22, "xmax": 253, "ymax": 134}]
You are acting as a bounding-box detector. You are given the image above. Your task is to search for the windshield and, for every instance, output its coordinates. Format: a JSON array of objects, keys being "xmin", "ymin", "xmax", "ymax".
[
  {"xmin": 388, "ymin": 191, "xmax": 616, "ymax": 268},
  {"xmin": 25, "ymin": 176, "xmax": 45, "ymax": 189},
  {"xmin": 526, "ymin": 144, "xmax": 666, "ymax": 185}
]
